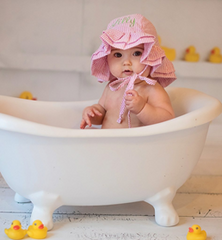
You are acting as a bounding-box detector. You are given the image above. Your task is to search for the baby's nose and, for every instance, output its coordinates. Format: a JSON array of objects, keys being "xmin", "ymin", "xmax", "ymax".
[{"xmin": 123, "ymin": 59, "xmax": 132, "ymax": 65}]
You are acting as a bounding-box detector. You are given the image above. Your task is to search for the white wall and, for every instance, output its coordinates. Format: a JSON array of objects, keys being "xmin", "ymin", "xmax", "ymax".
[
  {"xmin": 0, "ymin": 0, "xmax": 222, "ymax": 69},
  {"xmin": 0, "ymin": 0, "xmax": 221, "ymax": 99}
]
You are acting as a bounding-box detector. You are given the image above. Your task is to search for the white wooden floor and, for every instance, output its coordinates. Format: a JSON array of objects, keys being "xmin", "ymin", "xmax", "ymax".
[{"xmin": 0, "ymin": 174, "xmax": 222, "ymax": 239}]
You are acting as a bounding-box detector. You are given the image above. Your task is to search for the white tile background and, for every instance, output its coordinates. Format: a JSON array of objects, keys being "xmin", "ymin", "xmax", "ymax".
[{"xmin": 0, "ymin": 0, "xmax": 222, "ymax": 63}]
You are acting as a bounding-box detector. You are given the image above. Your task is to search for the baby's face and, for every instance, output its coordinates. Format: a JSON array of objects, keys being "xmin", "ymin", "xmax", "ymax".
[{"xmin": 107, "ymin": 44, "xmax": 149, "ymax": 79}]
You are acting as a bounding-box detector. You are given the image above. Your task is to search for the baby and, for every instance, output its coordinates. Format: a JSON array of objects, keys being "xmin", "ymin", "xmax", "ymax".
[{"xmin": 80, "ymin": 14, "xmax": 176, "ymax": 129}]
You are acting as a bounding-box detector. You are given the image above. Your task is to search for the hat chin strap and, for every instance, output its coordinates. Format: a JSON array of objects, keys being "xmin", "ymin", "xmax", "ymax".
[{"xmin": 109, "ymin": 65, "xmax": 157, "ymax": 128}]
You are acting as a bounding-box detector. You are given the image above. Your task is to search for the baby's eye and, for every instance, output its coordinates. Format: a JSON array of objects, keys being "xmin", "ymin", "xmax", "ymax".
[
  {"xmin": 114, "ymin": 52, "xmax": 122, "ymax": 58},
  {"xmin": 133, "ymin": 51, "xmax": 142, "ymax": 56}
]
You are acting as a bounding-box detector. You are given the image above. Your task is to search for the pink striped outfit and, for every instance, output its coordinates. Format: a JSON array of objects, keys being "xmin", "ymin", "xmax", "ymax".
[{"xmin": 91, "ymin": 14, "xmax": 176, "ymax": 126}]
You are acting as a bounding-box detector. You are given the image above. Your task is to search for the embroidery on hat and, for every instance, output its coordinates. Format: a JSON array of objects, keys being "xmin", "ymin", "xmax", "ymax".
[{"xmin": 111, "ymin": 16, "xmax": 136, "ymax": 28}]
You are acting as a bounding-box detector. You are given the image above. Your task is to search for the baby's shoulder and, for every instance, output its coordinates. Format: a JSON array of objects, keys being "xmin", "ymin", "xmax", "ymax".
[
  {"xmin": 141, "ymin": 82, "xmax": 169, "ymax": 100},
  {"xmin": 147, "ymin": 82, "xmax": 165, "ymax": 93},
  {"xmin": 137, "ymin": 81, "xmax": 162, "ymax": 93}
]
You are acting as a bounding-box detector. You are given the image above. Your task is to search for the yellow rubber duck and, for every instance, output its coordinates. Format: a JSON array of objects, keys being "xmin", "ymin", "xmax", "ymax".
[
  {"xmin": 187, "ymin": 224, "xmax": 207, "ymax": 240},
  {"xmin": 158, "ymin": 36, "xmax": 176, "ymax": 61},
  {"xmin": 184, "ymin": 46, "xmax": 199, "ymax": 62},
  {"xmin": 19, "ymin": 91, "xmax": 37, "ymax": 100},
  {"xmin": 27, "ymin": 220, "xmax": 47, "ymax": 239},
  {"xmin": 4, "ymin": 220, "xmax": 27, "ymax": 240},
  {"xmin": 209, "ymin": 47, "xmax": 222, "ymax": 63},
  {"xmin": 19, "ymin": 91, "xmax": 33, "ymax": 100}
]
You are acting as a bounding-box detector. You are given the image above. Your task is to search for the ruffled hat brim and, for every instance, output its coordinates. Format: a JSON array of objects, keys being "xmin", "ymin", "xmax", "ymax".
[
  {"xmin": 91, "ymin": 14, "xmax": 176, "ymax": 87},
  {"xmin": 91, "ymin": 28, "xmax": 156, "ymax": 82}
]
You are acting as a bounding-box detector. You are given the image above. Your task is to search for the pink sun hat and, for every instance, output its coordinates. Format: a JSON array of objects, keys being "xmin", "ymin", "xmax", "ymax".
[{"xmin": 91, "ymin": 14, "xmax": 176, "ymax": 87}]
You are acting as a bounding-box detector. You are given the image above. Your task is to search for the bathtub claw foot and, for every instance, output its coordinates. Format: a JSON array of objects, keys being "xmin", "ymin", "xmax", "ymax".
[
  {"xmin": 29, "ymin": 191, "xmax": 63, "ymax": 230},
  {"xmin": 153, "ymin": 203, "xmax": 179, "ymax": 226},
  {"xmin": 145, "ymin": 187, "xmax": 179, "ymax": 227},
  {"xmin": 31, "ymin": 206, "xmax": 54, "ymax": 230}
]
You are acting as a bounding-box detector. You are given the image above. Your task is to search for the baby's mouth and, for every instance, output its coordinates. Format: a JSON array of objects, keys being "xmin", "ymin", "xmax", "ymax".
[{"xmin": 123, "ymin": 70, "xmax": 133, "ymax": 75}]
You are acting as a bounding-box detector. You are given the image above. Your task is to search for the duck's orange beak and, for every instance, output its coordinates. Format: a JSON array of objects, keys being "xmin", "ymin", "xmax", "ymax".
[
  {"xmin": 13, "ymin": 225, "xmax": 20, "ymax": 230},
  {"xmin": 38, "ymin": 224, "xmax": 44, "ymax": 229},
  {"xmin": 211, "ymin": 50, "xmax": 215, "ymax": 54},
  {"xmin": 186, "ymin": 48, "xmax": 190, "ymax": 53},
  {"xmin": 189, "ymin": 227, "xmax": 194, "ymax": 233}
]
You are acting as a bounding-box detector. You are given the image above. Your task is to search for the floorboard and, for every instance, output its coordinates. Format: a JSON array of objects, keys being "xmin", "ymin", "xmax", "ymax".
[{"xmin": 0, "ymin": 185, "xmax": 222, "ymax": 239}]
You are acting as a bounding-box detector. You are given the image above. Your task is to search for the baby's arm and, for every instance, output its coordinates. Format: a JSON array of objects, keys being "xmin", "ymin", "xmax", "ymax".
[
  {"xmin": 80, "ymin": 104, "xmax": 105, "ymax": 129},
  {"xmin": 125, "ymin": 83, "xmax": 174, "ymax": 125},
  {"xmin": 80, "ymin": 83, "xmax": 109, "ymax": 129}
]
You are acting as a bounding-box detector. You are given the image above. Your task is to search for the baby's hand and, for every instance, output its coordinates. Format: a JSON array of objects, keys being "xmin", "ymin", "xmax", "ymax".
[
  {"xmin": 80, "ymin": 106, "xmax": 103, "ymax": 129},
  {"xmin": 125, "ymin": 90, "xmax": 146, "ymax": 114}
]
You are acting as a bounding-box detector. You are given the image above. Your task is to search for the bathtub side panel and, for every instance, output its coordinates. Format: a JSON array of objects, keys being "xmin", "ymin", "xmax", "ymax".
[{"xmin": 0, "ymin": 124, "xmax": 209, "ymax": 206}]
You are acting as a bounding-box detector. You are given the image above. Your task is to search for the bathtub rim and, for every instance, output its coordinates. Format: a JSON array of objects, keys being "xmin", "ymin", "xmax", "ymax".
[{"xmin": 0, "ymin": 87, "xmax": 221, "ymax": 138}]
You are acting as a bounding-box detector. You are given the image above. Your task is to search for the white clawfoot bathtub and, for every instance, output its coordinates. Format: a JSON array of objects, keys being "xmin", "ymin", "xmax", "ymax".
[{"xmin": 0, "ymin": 87, "xmax": 221, "ymax": 230}]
